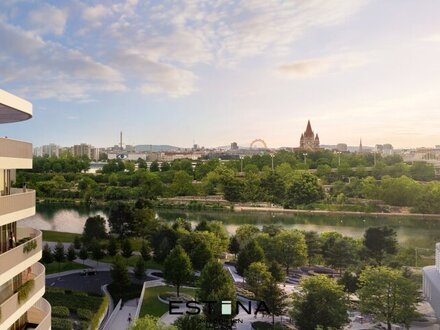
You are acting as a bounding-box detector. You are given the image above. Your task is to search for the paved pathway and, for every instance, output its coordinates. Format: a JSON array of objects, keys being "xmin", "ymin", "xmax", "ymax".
[{"xmin": 107, "ymin": 299, "xmax": 138, "ymax": 330}]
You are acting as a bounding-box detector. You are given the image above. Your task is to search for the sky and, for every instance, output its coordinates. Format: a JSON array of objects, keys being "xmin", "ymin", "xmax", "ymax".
[{"xmin": 1, "ymin": 0, "xmax": 440, "ymax": 149}]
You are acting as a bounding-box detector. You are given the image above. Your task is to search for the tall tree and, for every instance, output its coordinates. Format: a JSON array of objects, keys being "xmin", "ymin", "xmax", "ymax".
[
  {"xmin": 121, "ymin": 238, "xmax": 133, "ymax": 258},
  {"xmin": 261, "ymin": 279, "xmax": 288, "ymax": 328},
  {"xmin": 134, "ymin": 257, "xmax": 146, "ymax": 284},
  {"xmin": 228, "ymin": 235, "xmax": 240, "ymax": 259},
  {"xmin": 198, "ymin": 261, "xmax": 236, "ymax": 324},
  {"xmin": 285, "ymin": 172, "xmax": 324, "ymax": 207},
  {"xmin": 236, "ymin": 240, "xmax": 265, "ymax": 275},
  {"xmin": 273, "ymin": 230, "xmax": 308, "ymax": 274},
  {"xmin": 67, "ymin": 244, "xmax": 76, "ymax": 262},
  {"xmin": 163, "ymin": 245, "xmax": 192, "ymax": 297},
  {"xmin": 42, "ymin": 243, "xmax": 53, "ymax": 264},
  {"xmin": 358, "ymin": 267, "xmax": 419, "ymax": 330},
  {"xmin": 321, "ymin": 232, "xmax": 359, "ymax": 272},
  {"xmin": 140, "ymin": 240, "xmax": 152, "ymax": 261},
  {"xmin": 79, "ymin": 246, "xmax": 88, "ymax": 265},
  {"xmin": 244, "ymin": 262, "xmax": 272, "ymax": 299},
  {"xmin": 108, "ymin": 201, "xmax": 134, "ymax": 237},
  {"xmin": 82, "ymin": 215, "xmax": 107, "ymax": 242},
  {"xmin": 53, "ymin": 242, "xmax": 66, "ymax": 272},
  {"xmin": 363, "ymin": 226, "xmax": 397, "ymax": 265},
  {"xmin": 291, "ymin": 275, "xmax": 349, "ymax": 330},
  {"xmin": 111, "ymin": 256, "xmax": 131, "ymax": 302},
  {"xmin": 107, "ymin": 236, "xmax": 119, "ymax": 257}
]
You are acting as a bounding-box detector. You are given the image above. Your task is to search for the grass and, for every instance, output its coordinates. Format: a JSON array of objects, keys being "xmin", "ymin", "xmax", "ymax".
[
  {"xmin": 94, "ymin": 255, "xmax": 163, "ymax": 270},
  {"xmin": 139, "ymin": 285, "xmax": 197, "ymax": 318},
  {"xmin": 43, "ymin": 261, "xmax": 89, "ymax": 274},
  {"xmin": 42, "ymin": 230, "xmax": 80, "ymax": 243}
]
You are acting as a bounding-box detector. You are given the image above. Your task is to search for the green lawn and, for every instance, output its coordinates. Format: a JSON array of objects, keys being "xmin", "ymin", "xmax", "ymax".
[
  {"xmin": 42, "ymin": 230, "xmax": 80, "ymax": 243},
  {"xmin": 139, "ymin": 285, "xmax": 196, "ymax": 318},
  {"xmin": 95, "ymin": 255, "xmax": 163, "ymax": 270},
  {"xmin": 44, "ymin": 261, "xmax": 89, "ymax": 274}
]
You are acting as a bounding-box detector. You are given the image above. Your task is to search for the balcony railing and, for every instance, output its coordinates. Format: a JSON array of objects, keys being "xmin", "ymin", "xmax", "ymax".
[
  {"xmin": 29, "ymin": 298, "xmax": 51, "ymax": 330},
  {"xmin": 0, "ymin": 227, "xmax": 42, "ymax": 280},
  {"xmin": 0, "ymin": 189, "xmax": 35, "ymax": 219},
  {"xmin": 0, "ymin": 263, "xmax": 45, "ymax": 326},
  {"xmin": 0, "ymin": 138, "xmax": 32, "ymax": 159}
]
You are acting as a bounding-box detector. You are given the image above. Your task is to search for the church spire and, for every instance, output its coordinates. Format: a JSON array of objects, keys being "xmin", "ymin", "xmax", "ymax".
[
  {"xmin": 304, "ymin": 120, "xmax": 314, "ymax": 137},
  {"xmin": 359, "ymin": 138, "xmax": 363, "ymax": 153}
]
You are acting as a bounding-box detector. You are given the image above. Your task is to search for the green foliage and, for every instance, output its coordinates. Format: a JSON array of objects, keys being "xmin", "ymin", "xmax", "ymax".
[
  {"xmin": 163, "ymin": 245, "xmax": 192, "ymax": 296},
  {"xmin": 110, "ymin": 256, "xmax": 131, "ymax": 301},
  {"xmin": 52, "ymin": 317, "xmax": 73, "ymax": 330},
  {"xmin": 198, "ymin": 261, "xmax": 236, "ymax": 323},
  {"xmin": 83, "ymin": 215, "xmax": 107, "ymax": 241},
  {"xmin": 77, "ymin": 308, "xmax": 93, "ymax": 320},
  {"xmin": 67, "ymin": 244, "xmax": 76, "ymax": 261},
  {"xmin": 174, "ymin": 314, "xmax": 208, "ymax": 330},
  {"xmin": 321, "ymin": 232, "xmax": 359, "ymax": 271},
  {"xmin": 363, "ymin": 226, "xmax": 397, "ymax": 265},
  {"xmin": 291, "ymin": 275, "xmax": 349, "ymax": 330},
  {"xmin": 52, "ymin": 306, "xmax": 70, "ymax": 318},
  {"xmin": 107, "ymin": 236, "xmax": 119, "ymax": 256},
  {"xmin": 285, "ymin": 172, "xmax": 324, "ymax": 207},
  {"xmin": 244, "ymin": 262, "xmax": 272, "ymax": 299},
  {"xmin": 261, "ymin": 279, "xmax": 289, "ymax": 327},
  {"xmin": 130, "ymin": 316, "xmax": 176, "ymax": 330},
  {"xmin": 23, "ymin": 239, "xmax": 37, "ymax": 253},
  {"xmin": 272, "ymin": 230, "xmax": 308, "ymax": 274},
  {"xmin": 358, "ymin": 267, "xmax": 419, "ymax": 329},
  {"xmin": 90, "ymin": 295, "xmax": 109, "ymax": 330},
  {"xmin": 121, "ymin": 238, "xmax": 133, "ymax": 258},
  {"xmin": 134, "ymin": 257, "xmax": 147, "ymax": 282},
  {"xmin": 236, "ymin": 239, "xmax": 265, "ymax": 275},
  {"xmin": 17, "ymin": 279, "xmax": 35, "ymax": 303}
]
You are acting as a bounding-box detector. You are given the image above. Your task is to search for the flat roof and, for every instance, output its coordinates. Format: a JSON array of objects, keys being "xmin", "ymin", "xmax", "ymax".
[{"xmin": 0, "ymin": 89, "xmax": 32, "ymax": 123}]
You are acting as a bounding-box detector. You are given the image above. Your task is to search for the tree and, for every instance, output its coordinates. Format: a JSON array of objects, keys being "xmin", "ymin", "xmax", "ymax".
[
  {"xmin": 82, "ymin": 215, "xmax": 107, "ymax": 242},
  {"xmin": 111, "ymin": 256, "xmax": 131, "ymax": 302},
  {"xmin": 178, "ymin": 231, "xmax": 222, "ymax": 271},
  {"xmin": 236, "ymin": 240, "xmax": 265, "ymax": 275},
  {"xmin": 268, "ymin": 261, "xmax": 285, "ymax": 283},
  {"xmin": 235, "ymin": 224, "xmax": 260, "ymax": 248},
  {"xmin": 152, "ymin": 225, "xmax": 178, "ymax": 262},
  {"xmin": 130, "ymin": 316, "xmax": 176, "ymax": 330},
  {"xmin": 42, "ymin": 243, "xmax": 53, "ymax": 264},
  {"xmin": 73, "ymin": 235, "xmax": 82, "ymax": 249},
  {"xmin": 67, "ymin": 244, "xmax": 76, "ymax": 262},
  {"xmin": 221, "ymin": 176, "xmax": 243, "ymax": 202},
  {"xmin": 285, "ymin": 172, "xmax": 324, "ymax": 207},
  {"xmin": 291, "ymin": 275, "xmax": 349, "ymax": 330},
  {"xmin": 134, "ymin": 257, "xmax": 146, "ymax": 283},
  {"xmin": 273, "ymin": 230, "xmax": 308, "ymax": 274},
  {"xmin": 53, "ymin": 242, "xmax": 66, "ymax": 272},
  {"xmin": 163, "ymin": 245, "xmax": 192, "ymax": 297},
  {"xmin": 261, "ymin": 279, "xmax": 288, "ymax": 328},
  {"xmin": 174, "ymin": 315, "xmax": 208, "ymax": 330},
  {"xmin": 303, "ymin": 231, "xmax": 323, "ymax": 265},
  {"xmin": 198, "ymin": 261, "xmax": 236, "ymax": 323},
  {"xmin": 228, "ymin": 235, "xmax": 240, "ymax": 259},
  {"xmin": 107, "ymin": 236, "xmax": 119, "ymax": 257},
  {"xmin": 321, "ymin": 232, "xmax": 359, "ymax": 272},
  {"xmin": 90, "ymin": 239, "xmax": 105, "ymax": 266},
  {"xmin": 79, "ymin": 246, "xmax": 88, "ymax": 265},
  {"xmin": 121, "ymin": 238, "xmax": 133, "ymax": 258},
  {"xmin": 358, "ymin": 267, "xmax": 419, "ymax": 330},
  {"xmin": 338, "ymin": 271, "xmax": 359, "ymax": 294},
  {"xmin": 150, "ymin": 161, "xmax": 160, "ymax": 172},
  {"xmin": 108, "ymin": 201, "xmax": 134, "ymax": 237},
  {"xmin": 244, "ymin": 262, "xmax": 272, "ymax": 299},
  {"xmin": 409, "ymin": 161, "xmax": 435, "ymax": 181},
  {"xmin": 170, "ymin": 171, "xmax": 195, "ymax": 196},
  {"xmin": 260, "ymin": 172, "xmax": 285, "ymax": 204},
  {"xmin": 140, "ymin": 240, "xmax": 152, "ymax": 261},
  {"xmin": 364, "ymin": 226, "xmax": 397, "ymax": 265}
]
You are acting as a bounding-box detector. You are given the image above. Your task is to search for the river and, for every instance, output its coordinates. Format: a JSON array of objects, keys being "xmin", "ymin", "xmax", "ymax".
[{"xmin": 18, "ymin": 204, "xmax": 440, "ymax": 249}]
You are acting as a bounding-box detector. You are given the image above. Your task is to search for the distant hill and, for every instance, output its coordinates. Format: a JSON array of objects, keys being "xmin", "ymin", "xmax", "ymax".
[{"xmin": 135, "ymin": 144, "xmax": 181, "ymax": 152}]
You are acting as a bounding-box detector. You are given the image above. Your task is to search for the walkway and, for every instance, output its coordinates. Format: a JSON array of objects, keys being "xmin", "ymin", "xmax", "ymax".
[{"xmin": 107, "ymin": 299, "xmax": 138, "ymax": 330}]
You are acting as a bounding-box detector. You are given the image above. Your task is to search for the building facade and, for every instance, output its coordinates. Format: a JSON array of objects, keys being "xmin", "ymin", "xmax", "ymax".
[
  {"xmin": 423, "ymin": 243, "xmax": 440, "ymax": 318},
  {"xmin": 0, "ymin": 89, "xmax": 50, "ymax": 329},
  {"xmin": 299, "ymin": 120, "xmax": 320, "ymax": 151}
]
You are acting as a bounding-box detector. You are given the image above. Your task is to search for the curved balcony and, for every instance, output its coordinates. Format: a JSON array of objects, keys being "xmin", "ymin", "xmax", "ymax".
[
  {"xmin": 0, "ymin": 263, "xmax": 45, "ymax": 330},
  {"xmin": 0, "ymin": 89, "xmax": 32, "ymax": 124},
  {"xmin": 0, "ymin": 189, "xmax": 36, "ymax": 226},
  {"xmin": 28, "ymin": 298, "xmax": 51, "ymax": 330},
  {"xmin": 0, "ymin": 227, "xmax": 42, "ymax": 287},
  {"xmin": 0, "ymin": 138, "xmax": 33, "ymax": 169}
]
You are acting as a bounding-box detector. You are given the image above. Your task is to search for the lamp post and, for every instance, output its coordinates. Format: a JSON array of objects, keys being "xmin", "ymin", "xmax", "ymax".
[
  {"xmin": 337, "ymin": 151, "xmax": 342, "ymax": 166},
  {"xmin": 270, "ymin": 153, "xmax": 275, "ymax": 171},
  {"xmin": 303, "ymin": 153, "xmax": 308, "ymax": 165}
]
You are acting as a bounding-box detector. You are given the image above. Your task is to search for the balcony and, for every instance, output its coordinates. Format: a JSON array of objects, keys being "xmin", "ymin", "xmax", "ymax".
[
  {"xmin": 0, "ymin": 228, "xmax": 42, "ymax": 286},
  {"xmin": 0, "ymin": 137, "xmax": 32, "ymax": 169},
  {"xmin": 0, "ymin": 189, "xmax": 36, "ymax": 226},
  {"xmin": 27, "ymin": 298, "xmax": 51, "ymax": 330},
  {"xmin": 0, "ymin": 263, "xmax": 45, "ymax": 330}
]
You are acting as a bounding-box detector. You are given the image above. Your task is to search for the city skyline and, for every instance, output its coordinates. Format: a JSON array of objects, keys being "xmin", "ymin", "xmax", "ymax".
[{"xmin": 1, "ymin": 0, "xmax": 440, "ymax": 148}]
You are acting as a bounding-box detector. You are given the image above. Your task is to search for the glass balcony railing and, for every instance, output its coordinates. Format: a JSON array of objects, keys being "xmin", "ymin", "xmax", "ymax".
[{"xmin": 28, "ymin": 298, "xmax": 51, "ymax": 330}]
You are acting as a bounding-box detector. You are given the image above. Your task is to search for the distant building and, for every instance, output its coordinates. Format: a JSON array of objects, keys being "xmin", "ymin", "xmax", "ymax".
[
  {"xmin": 336, "ymin": 143, "xmax": 348, "ymax": 152},
  {"xmin": 423, "ymin": 243, "xmax": 440, "ymax": 318},
  {"xmin": 299, "ymin": 120, "xmax": 320, "ymax": 151},
  {"xmin": 42, "ymin": 143, "xmax": 60, "ymax": 157},
  {"xmin": 73, "ymin": 143, "xmax": 92, "ymax": 159},
  {"xmin": 359, "ymin": 139, "xmax": 363, "ymax": 154},
  {"xmin": 375, "ymin": 144, "xmax": 393, "ymax": 155},
  {"xmin": 230, "ymin": 142, "xmax": 238, "ymax": 150}
]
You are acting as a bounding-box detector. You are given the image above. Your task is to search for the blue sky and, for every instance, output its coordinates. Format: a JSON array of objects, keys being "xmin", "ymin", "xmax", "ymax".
[{"xmin": 1, "ymin": 0, "xmax": 440, "ymax": 148}]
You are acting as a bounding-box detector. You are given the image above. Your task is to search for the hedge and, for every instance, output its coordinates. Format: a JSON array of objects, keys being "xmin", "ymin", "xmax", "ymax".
[
  {"xmin": 52, "ymin": 306, "xmax": 70, "ymax": 318},
  {"xmin": 90, "ymin": 295, "xmax": 109, "ymax": 330},
  {"xmin": 77, "ymin": 308, "xmax": 93, "ymax": 320},
  {"xmin": 52, "ymin": 317, "xmax": 73, "ymax": 330},
  {"xmin": 44, "ymin": 290, "xmax": 103, "ymax": 313}
]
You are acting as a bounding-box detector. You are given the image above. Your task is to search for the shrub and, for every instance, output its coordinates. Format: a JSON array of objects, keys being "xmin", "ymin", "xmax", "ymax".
[
  {"xmin": 90, "ymin": 295, "xmax": 109, "ymax": 330},
  {"xmin": 73, "ymin": 291, "xmax": 88, "ymax": 297},
  {"xmin": 77, "ymin": 308, "xmax": 93, "ymax": 320},
  {"xmin": 52, "ymin": 317, "xmax": 73, "ymax": 330},
  {"xmin": 17, "ymin": 279, "xmax": 34, "ymax": 303},
  {"xmin": 52, "ymin": 306, "xmax": 70, "ymax": 318}
]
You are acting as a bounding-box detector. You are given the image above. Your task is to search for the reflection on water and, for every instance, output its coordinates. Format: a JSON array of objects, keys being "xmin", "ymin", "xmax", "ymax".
[{"xmin": 18, "ymin": 204, "xmax": 440, "ymax": 249}]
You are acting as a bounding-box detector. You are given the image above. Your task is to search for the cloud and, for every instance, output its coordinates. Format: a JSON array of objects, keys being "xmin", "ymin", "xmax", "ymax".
[
  {"xmin": 82, "ymin": 4, "xmax": 111, "ymax": 22},
  {"xmin": 27, "ymin": 4, "xmax": 67, "ymax": 36},
  {"xmin": 277, "ymin": 53, "xmax": 369, "ymax": 78}
]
